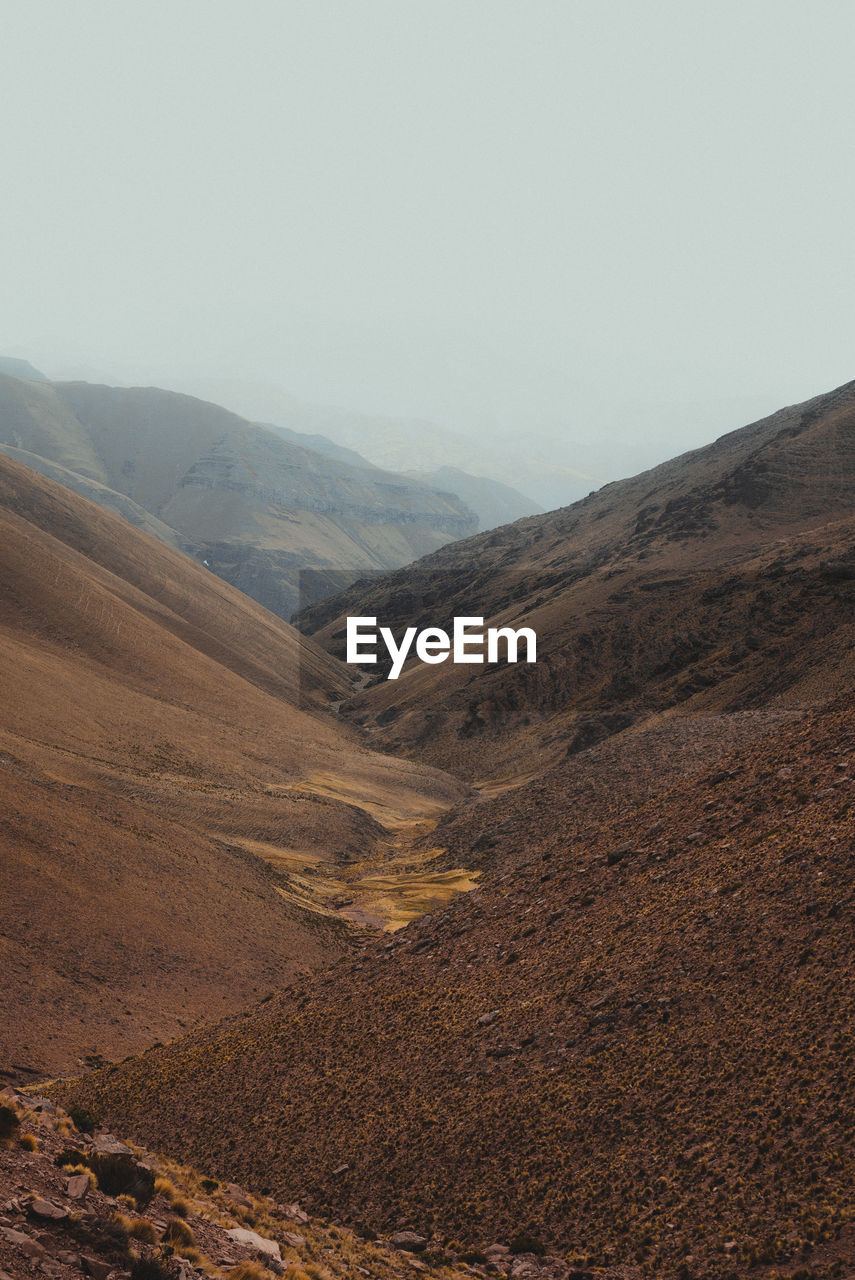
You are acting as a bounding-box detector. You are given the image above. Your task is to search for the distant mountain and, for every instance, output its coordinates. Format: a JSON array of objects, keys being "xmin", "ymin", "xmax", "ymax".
[
  {"xmin": 260, "ymin": 419, "xmax": 379, "ymax": 470},
  {"xmin": 0, "ymin": 355, "xmax": 47, "ymax": 381},
  {"xmin": 0, "ymin": 373, "xmax": 480, "ymax": 619},
  {"xmin": 262, "ymin": 420, "xmax": 541, "ymax": 531},
  {"xmin": 404, "ymin": 464, "xmax": 541, "ymax": 531},
  {"xmin": 158, "ymin": 374, "xmax": 593, "ymax": 509}
]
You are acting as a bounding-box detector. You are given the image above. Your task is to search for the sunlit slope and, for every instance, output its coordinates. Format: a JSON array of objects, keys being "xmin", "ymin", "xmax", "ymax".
[{"xmin": 0, "ymin": 454, "xmax": 463, "ymax": 1076}]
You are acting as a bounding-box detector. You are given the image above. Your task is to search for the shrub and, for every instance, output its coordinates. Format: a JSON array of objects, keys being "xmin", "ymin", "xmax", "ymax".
[
  {"xmin": 130, "ymin": 1256, "xmax": 180, "ymax": 1280},
  {"xmin": 68, "ymin": 1104, "xmax": 100, "ymax": 1133},
  {"xmin": 56, "ymin": 1148, "xmax": 90, "ymax": 1168},
  {"xmin": 460, "ymin": 1250, "xmax": 488, "ymax": 1265},
  {"xmin": 509, "ymin": 1234, "xmax": 546, "ymax": 1256},
  {"xmin": 228, "ymin": 1264, "xmax": 269, "ymax": 1280},
  {"xmin": 200, "ymin": 1177, "xmax": 219, "ymax": 1192},
  {"xmin": 90, "ymin": 1153, "xmax": 156, "ymax": 1208},
  {"xmin": 19, "ymin": 1132, "xmax": 38, "ymax": 1151},
  {"xmin": 128, "ymin": 1219, "xmax": 158, "ymax": 1244},
  {"xmin": 0, "ymin": 1103, "xmax": 20, "ymax": 1142},
  {"xmin": 163, "ymin": 1219, "xmax": 194, "ymax": 1248}
]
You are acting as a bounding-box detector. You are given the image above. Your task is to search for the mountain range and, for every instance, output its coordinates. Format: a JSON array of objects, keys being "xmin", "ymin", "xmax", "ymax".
[
  {"xmin": 2, "ymin": 376, "xmax": 854, "ymax": 1279},
  {"xmin": 0, "ymin": 371, "xmax": 537, "ymax": 622}
]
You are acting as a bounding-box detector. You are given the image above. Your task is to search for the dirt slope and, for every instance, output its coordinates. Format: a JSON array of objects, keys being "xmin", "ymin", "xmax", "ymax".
[{"xmin": 0, "ymin": 454, "xmax": 463, "ymax": 1079}]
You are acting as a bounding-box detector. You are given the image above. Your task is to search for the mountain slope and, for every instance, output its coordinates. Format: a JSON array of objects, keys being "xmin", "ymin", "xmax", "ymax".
[
  {"xmin": 297, "ymin": 379, "xmax": 855, "ymax": 778},
  {"xmin": 0, "ymin": 375, "xmax": 479, "ymax": 620},
  {"xmin": 54, "ymin": 697, "xmax": 855, "ymax": 1276},
  {"xmin": 0, "ymin": 453, "xmax": 464, "ymax": 1078},
  {"xmin": 403, "ymin": 464, "xmax": 542, "ymax": 531}
]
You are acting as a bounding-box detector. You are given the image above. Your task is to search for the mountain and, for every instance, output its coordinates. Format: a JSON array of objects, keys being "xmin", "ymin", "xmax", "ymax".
[
  {"xmin": 262, "ymin": 421, "xmax": 541, "ymax": 531},
  {"xmin": 0, "ymin": 355, "xmax": 47, "ymax": 381},
  {"xmin": 48, "ymin": 379, "xmax": 855, "ymax": 1277},
  {"xmin": 158, "ymin": 374, "xmax": 592, "ymax": 510},
  {"xmin": 53, "ymin": 697, "xmax": 855, "ymax": 1276},
  {"xmin": 297, "ymin": 379, "xmax": 855, "ymax": 778},
  {"xmin": 0, "ymin": 452, "xmax": 464, "ymax": 1079},
  {"xmin": 0, "ymin": 374, "xmax": 479, "ymax": 620},
  {"xmin": 403, "ymin": 465, "xmax": 542, "ymax": 531}
]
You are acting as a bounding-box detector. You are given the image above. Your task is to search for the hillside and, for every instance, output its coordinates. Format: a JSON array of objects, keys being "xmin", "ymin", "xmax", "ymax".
[
  {"xmin": 53, "ymin": 697, "xmax": 855, "ymax": 1277},
  {"xmin": 297, "ymin": 379, "xmax": 855, "ymax": 778},
  {"xmin": 0, "ymin": 374, "xmax": 479, "ymax": 620},
  {"xmin": 0, "ymin": 453, "xmax": 465, "ymax": 1080},
  {"xmin": 45, "ymin": 379, "xmax": 855, "ymax": 1279}
]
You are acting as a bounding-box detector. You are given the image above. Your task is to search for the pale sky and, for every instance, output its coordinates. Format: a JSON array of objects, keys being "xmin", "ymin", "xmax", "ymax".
[{"xmin": 2, "ymin": 1, "xmax": 854, "ymax": 496}]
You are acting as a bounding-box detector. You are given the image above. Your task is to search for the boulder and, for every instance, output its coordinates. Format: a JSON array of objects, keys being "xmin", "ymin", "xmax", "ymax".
[
  {"xmin": 27, "ymin": 1199, "xmax": 68, "ymax": 1221},
  {"xmin": 225, "ymin": 1227, "xmax": 282, "ymax": 1260},
  {"xmin": 390, "ymin": 1231, "xmax": 428, "ymax": 1252}
]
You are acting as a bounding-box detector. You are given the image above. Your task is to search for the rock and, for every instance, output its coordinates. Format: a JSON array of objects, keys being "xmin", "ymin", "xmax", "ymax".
[
  {"xmin": 57, "ymin": 1253, "xmax": 82, "ymax": 1267},
  {"xmin": 281, "ymin": 1231, "xmax": 306, "ymax": 1248},
  {"xmin": 510, "ymin": 1259, "xmax": 541, "ymax": 1279},
  {"xmin": 225, "ymin": 1227, "xmax": 282, "ymax": 1260},
  {"xmin": 224, "ymin": 1182, "xmax": 253, "ymax": 1208},
  {"xmin": 82, "ymin": 1258, "xmax": 114, "ymax": 1280},
  {"xmin": 485, "ymin": 1244, "xmax": 512, "ymax": 1262},
  {"xmin": 65, "ymin": 1173, "xmax": 90, "ymax": 1199},
  {"xmin": 390, "ymin": 1231, "xmax": 428, "ymax": 1252},
  {"xmin": 27, "ymin": 1097, "xmax": 56, "ymax": 1115},
  {"xmin": 477, "ymin": 1010, "xmax": 500, "ymax": 1027},
  {"xmin": 280, "ymin": 1202, "xmax": 309, "ymax": 1223},
  {"xmin": 1, "ymin": 1227, "xmax": 47, "ymax": 1259},
  {"xmin": 28, "ymin": 1199, "xmax": 68, "ymax": 1221},
  {"xmin": 332, "ymin": 1163, "xmax": 350, "ymax": 1175},
  {"xmin": 92, "ymin": 1133, "xmax": 132, "ymax": 1155}
]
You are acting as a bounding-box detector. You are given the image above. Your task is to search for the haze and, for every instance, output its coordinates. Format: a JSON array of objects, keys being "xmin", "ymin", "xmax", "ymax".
[{"xmin": 2, "ymin": 0, "xmax": 855, "ymax": 506}]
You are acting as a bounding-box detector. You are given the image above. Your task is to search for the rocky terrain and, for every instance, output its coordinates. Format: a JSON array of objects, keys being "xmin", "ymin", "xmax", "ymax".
[{"xmin": 4, "ymin": 1090, "xmax": 563, "ymax": 1280}]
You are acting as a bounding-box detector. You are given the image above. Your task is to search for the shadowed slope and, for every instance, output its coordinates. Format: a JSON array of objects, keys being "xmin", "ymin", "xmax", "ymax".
[{"xmin": 298, "ymin": 379, "xmax": 855, "ymax": 778}]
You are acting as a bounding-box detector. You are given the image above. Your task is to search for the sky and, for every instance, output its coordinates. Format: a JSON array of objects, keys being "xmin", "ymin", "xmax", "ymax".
[{"xmin": 2, "ymin": 1, "xmax": 855, "ymax": 501}]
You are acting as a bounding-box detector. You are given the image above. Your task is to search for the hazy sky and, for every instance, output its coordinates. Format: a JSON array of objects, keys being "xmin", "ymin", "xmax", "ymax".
[{"xmin": 2, "ymin": 1, "xmax": 855, "ymax": 492}]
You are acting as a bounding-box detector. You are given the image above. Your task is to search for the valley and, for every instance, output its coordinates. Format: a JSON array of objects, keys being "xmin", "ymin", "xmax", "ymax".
[{"xmin": 2, "ymin": 378, "xmax": 854, "ymax": 1280}]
